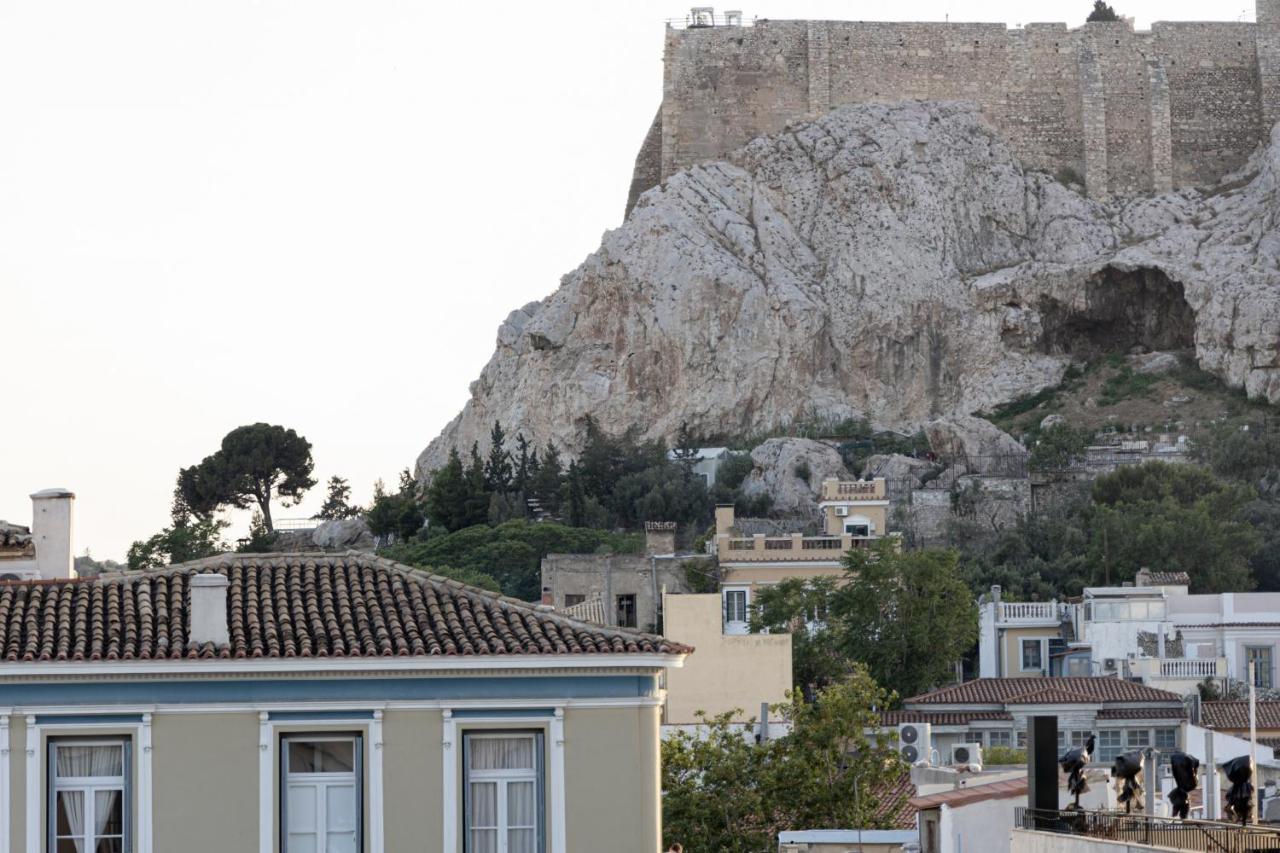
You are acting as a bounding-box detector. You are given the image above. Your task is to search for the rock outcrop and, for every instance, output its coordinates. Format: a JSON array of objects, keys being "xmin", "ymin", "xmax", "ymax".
[
  {"xmin": 418, "ymin": 101, "xmax": 1280, "ymax": 475},
  {"xmin": 925, "ymin": 416, "xmax": 1030, "ymax": 478},
  {"xmin": 740, "ymin": 438, "xmax": 849, "ymax": 516}
]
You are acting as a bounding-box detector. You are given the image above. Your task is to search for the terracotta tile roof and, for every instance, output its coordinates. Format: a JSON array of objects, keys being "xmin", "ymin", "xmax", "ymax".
[
  {"xmin": 0, "ymin": 552, "xmax": 691, "ymax": 663},
  {"xmin": 871, "ymin": 770, "xmax": 918, "ymax": 830},
  {"xmin": 906, "ymin": 678, "xmax": 1182, "ymax": 706},
  {"xmin": 1096, "ymin": 707, "xmax": 1188, "ymax": 720},
  {"xmin": 1201, "ymin": 701, "xmax": 1280, "ymax": 730},
  {"xmin": 880, "ymin": 710, "xmax": 1013, "ymax": 726},
  {"xmin": 909, "ymin": 777, "xmax": 1028, "ymax": 810},
  {"xmin": 1140, "ymin": 571, "xmax": 1191, "ymax": 586},
  {"xmin": 1004, "ymin": 686, "xmax": 1100, "ymax": 705}
]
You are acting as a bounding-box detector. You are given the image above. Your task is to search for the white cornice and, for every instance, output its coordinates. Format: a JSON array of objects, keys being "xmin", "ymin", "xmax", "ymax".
[{"xmin": 0, "ymin": 652, "xmax": 686, "ymax": 679}]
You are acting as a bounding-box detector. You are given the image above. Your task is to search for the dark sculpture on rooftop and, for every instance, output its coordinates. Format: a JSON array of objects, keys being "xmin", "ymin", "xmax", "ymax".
[
  {"xmin": 1168, "ymin": 752, "xmax": 1200, "ymax": 820},
  {"xmin": 1223, "ymin": 755, "xmax": 1255, "ymax": 826},
  {"xmin": 1060, "ymin": 734, "xmax": 1095, "ymax": 809},
  {"xmin": 1112, "ymin": 751, "xmax": 1145, "ymax": 814}
]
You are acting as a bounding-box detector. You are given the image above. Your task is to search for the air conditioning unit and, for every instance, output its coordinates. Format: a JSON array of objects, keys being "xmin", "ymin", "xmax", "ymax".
[
  {"xmin": 951, "ymin": 743, "xmax": 983, "ymax": 768},
  {"xmin": 835, "ymin": 506, "xmax": 849, "ymax": 517},
  {"xmin": 1104, "ymin": 658, "xmax": 1117, "ymax": 672},
  {"xmin": 898, "ymin": 723, "xmax": 932, "ymax": 765}
]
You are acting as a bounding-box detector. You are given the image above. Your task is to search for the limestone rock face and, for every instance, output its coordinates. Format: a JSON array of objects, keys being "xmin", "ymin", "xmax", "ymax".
[
  {"xmin": 925, "ymin": 416, "xmax": 1030, "ymax": 478},
  {"xmin": 417, "ymin": 102, "xmax": 1280, "ymax": 476},
  {"xmin": 740, "ymin": 438, "xmax": 849, "ymax": 516},
  {"xmin": 312, "ymin": 518, "xmax": 375, "ymax": 551},
  {"xmin": 861, "ymin": 453, "xmax": 938, "ymax": 489}
]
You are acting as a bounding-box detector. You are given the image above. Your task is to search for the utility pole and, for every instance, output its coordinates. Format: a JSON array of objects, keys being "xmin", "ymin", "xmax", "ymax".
[{"xmin": 1251, "ymin": 658, "xmax": 1259, "ymax": 825}]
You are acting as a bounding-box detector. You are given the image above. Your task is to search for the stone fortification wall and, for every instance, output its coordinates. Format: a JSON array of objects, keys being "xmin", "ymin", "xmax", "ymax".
[{"xmin": 632, "ymin": 12, "xmax": 1279, "ymax": 208}]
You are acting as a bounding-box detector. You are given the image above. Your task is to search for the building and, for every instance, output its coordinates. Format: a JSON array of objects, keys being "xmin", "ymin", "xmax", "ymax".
[
  {"xmin": 889, "ymin": 677, "xmax": 1187, "ymax": 762},
  {"xmin": 979, "ymin": 570, "xmax": 1280, "ymax": 694},
  {"xmin": 540, "ymin": 523, "xmax": 708, "ymax": 631},
  {"xmin": 777, "ymin": 771, "xmax": 917, "ymax": 853},
  {"xmin": 666, "ymin": 446, "xmax": 737, "ymax": 487},
  {"xmin": 0, "ymin": 551, "xmax": 690, "ymax": 853},
  {"xmin": 1200, "ymin": 700, "xmax": 1280, "ymax": 750},
  {"xmin": 629, "ymin": 2, "xmax": 1280, "ymax": 209},
  {"xmin": 0, "ymin": 488, "xmax": 75, "ymax": 582},
  {"xmin": 661, "ymin": 592, "xmax": 791, "ymax": 726},
  {"xmin": 713, "ymin": 477, "xmax": 888, "ymax": 633}
]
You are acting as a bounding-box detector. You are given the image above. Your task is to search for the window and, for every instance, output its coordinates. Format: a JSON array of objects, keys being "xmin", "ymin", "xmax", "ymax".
[
  {"xmin": 964, "ymin": 731, "xmax": 984, "ymax": 746},
  {"xmin": 464, "ymin": 733, "xmax": 543, "ymax": 853},
  {"xmin": 988, "ymin": 731, "xmax": 1011, "ymax": 747},
  {"xmin": 1126, "ymin": 729, "xmax": 1150, "ymax": 748},
  {"xmin": 282, "ymin": 735, "xmax": 361, "ymax": 853},
  {"xmin": 1016, "ymin": 730, "xmax": 1027, "ymax": 749},
  {"xmin": 1021, "ymin": 639, "xmax": 1043, "ymax": 671},
  {"xmin": 724, "ymin": 590, "xmax": 748, "ymax": 625},
  {"xmin": 562, "ymin": 594, "xmax": 585, "ymax": 609},
  {"xmin": 615, "ymin": 594, "xmax": 637, "ymax": 629},
  {"xmin": 1071, "ymin": 731, "xmax": 1091, "ymax": 748},
  {"xmin": 51, "ymin": 740, "xmax": 129, "ymax": 853},
  {"xmin": 1247, "ymin": 646, "xmax": 1274, "ymax": 689},
  {"xmin": 1155, "ymin": 728, "xmax": 1178, "ymax": 750},
  {"xmin": 1057, "ymin": 730, "xmax": 1066, "ymax": 750},
  {"xmin": 845, "ymin": 523, "xmax": 871, "ymax": 537},
  {"xmin": 1097, "ymin": 731, "xmax": 1123, "ymax": 764}
]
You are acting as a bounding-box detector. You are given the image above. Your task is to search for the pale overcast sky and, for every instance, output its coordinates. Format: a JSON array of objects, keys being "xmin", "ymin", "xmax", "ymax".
[{"xmin": 0, "ymin": 0, "xmax": 1257, "ymax": 559}]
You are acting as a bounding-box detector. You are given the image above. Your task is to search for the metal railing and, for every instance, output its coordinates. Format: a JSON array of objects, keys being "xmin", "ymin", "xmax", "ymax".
[
  {"xmin": 1015, "ymin": 807, "xmax": 1280, "ymax": 852},
  {"xmin": 274, "ymin": 518, "xmax": 319, "ymax": 532}
]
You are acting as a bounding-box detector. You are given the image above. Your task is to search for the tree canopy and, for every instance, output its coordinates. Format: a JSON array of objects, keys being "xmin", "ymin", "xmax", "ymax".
[
  {"xmin": 313, "ymin": 475, "xmax": 361, "ymax": 521},
  {"xmin": 662, "ymin": 672, "xmax": 906, "ymax": 852},
  {"xmin": 126, "ymin": 485, "xmax": 228, "ymax": 570},
  {"xmin": 178, "ymin": 423, "xmax": 315, "ymax": 533},
  {"xmin": 1086, "ymin": 1, "xmax": 1120, "ymax": 22}
]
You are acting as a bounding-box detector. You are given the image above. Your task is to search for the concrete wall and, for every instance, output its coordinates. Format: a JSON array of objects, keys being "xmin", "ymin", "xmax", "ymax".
[
  {"xmin": 153, "ymin": 713, "xmax": 259, "ymax": 853},
  {"xmin": 632, "ymin": 13, "xmax": 1280, "ymax": 209},
  {"xmin": 565, "ymin": 706, "xmax": 661, "ymax": 853},
  {"xmin": 945, "ymin": 797, "xmax": 1022, "ymax": 853},
  {"xmin": 540, "ymin": 553, "xmax": 699, "ymax": 630},
  {"xmin": 663, "ymin": 592, "xmax": 793, "ymax": 724},
  {"xmin": 1001, "ymin": 626, "xmax": 1062, "ymax": 677},
  {"xmin": 1012, "ymin": 828, "xmax": 1181, "ymax": 853}
]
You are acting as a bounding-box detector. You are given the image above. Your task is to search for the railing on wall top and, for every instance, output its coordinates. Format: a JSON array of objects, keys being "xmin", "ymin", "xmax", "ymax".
[{"xmin": 1015, "ymin": 807, "xmax": 1280, "ymax": 852}]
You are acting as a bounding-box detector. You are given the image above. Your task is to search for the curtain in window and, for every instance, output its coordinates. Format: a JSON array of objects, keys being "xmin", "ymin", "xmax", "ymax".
[
  {"xmin": 507, "ymin": 781, "xmax": 536, "ymax": 853},
  {"xmin": 469, "ymin": 782, "xmax": 498, "ymax": 853},
  {"xmin": 56, "ymin": 790, "xmax": 86, "ymax": 853},
  {"xmin": 56, "ymin": 745, "xmax": 123, "ymax": 778},
  {"xmin": 469, "ymin": 738, "xmax": 534, "ymax": 771}
]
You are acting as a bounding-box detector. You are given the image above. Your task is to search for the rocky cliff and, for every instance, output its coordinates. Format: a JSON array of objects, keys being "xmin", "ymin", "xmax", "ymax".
[{"xmin": 417, "ymin": 101, "xmax": 1280, "ymax": 476}]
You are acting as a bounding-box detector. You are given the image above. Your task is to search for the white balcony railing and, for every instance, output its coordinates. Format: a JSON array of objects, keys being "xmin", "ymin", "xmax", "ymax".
[
  {"xmin": 1158, "ymin": 658, "xmax": 1224, "ymax": 679},
  {"xmin": 997, "ymin": 602, "xmax": 1060, "ymax": 623}
]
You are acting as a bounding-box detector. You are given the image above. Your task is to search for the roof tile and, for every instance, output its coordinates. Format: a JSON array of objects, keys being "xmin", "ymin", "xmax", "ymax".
[{"xmin": 906, "ymin": 678, "xmax": 1183, "ymax": 706}]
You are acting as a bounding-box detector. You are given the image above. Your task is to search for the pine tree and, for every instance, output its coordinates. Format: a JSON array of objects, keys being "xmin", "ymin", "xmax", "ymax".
[
  {"xmin": 565, "ymin": 462, "xmax": 587, "ymax": 527},
  {"xmin": 532, "ymin": 443, "xmax": 564, "ymax": 515},
  {"xmin": 1086, "ymin": 0, "xmax": 1120, "ymax": 22},
  {"xmin": 313, "ymin": 475, "xmax": 360, "ymax": 520},
  {"xmin": 484, "ymin": 421, "xmax": 513, "ymax": 492},
  {"xmin": 464, "ymin": 442, "xmax": 490, "ymax": 527},
  {"xmin": 425, "ymin": 449, "xmax": 470, "ymax": 531},
  {"xmin": 513, "ymin": 433, "xmax": 533, "ymax": 495}
]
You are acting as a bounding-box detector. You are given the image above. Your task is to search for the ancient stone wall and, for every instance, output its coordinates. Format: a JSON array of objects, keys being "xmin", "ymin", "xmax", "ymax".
[{"xmin": 629, "ymin": 10, "xmax": 1280, "ymax": 209}]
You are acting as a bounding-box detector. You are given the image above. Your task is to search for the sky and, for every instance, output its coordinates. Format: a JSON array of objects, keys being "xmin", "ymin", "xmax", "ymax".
[{"xmin": 0, "ymin": 0, "xmax": 1258, "ymax": 560}]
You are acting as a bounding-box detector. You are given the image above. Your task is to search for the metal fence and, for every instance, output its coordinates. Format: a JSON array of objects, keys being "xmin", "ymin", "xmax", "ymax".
[{"xmin": 1015, "ymin": 807, "xmax": 1280, "ymax": 852}]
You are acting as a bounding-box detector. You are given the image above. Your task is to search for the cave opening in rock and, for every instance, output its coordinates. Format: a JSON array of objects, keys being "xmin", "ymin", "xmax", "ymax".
[{"xmin": 1036, "ymin": 266, "xmax": 1196, "ymax": 359}]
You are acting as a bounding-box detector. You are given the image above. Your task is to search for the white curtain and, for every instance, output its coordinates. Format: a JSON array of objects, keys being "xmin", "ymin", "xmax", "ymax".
[
  {"xmin": 95, "ymin": 789, "xmax": 121, "ymax": 841},
  {"xmin": 469, "ymin": 738, "xmax": 534, "ymax": 771},
  {"xmin": 57, "ymin": 791, "xmax": 86, "ymax": 853},
  {"xmin": 507, "ymin": 781, "xmax": 536, "ymax": 853},
  {"xmin": 56, "ymin": 745, "xmax": 123, "ymax": 778},
  {"xmin": 470, "ymin": 782, "xmax": 498, "ymax": 853}
]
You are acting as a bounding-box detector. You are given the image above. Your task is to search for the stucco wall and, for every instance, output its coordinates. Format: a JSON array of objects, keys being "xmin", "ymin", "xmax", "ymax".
[
  {"xmin": 1012, "ymin": 828, "xmax": 1182, "ymax": 853},
  {"xmin": 1001, "ymin": 626, "xmax": 1061, "ymax": 676},
  {"xmin": 383, "ymin": 709, "xmax": 444, "ymax": 852},
  {"xmin": 153, "ymin": 713, "xmax": 259, "ymax": 853},
  {"xmin": 663, "ymin": 593, "xmax": 792, "ymax": 724},
  {"xmin": 564, "ymin": 706, "xmax": 660, "ymax": 853}
]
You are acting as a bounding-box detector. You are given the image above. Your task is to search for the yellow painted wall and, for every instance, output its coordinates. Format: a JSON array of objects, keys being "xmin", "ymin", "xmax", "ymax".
[
  {"xmin": 1001, "ymin": 626, "xmax": 1061, "ymax": 676},
  {"xmin": 8, "ymin": 715, "xmax": 24, "ymax": 853},
  {"xmin": 153, "ymin": 713, "xmax": 259, "ymax": 853},
  {"xmin": 720, "ymin": 565, "xmax": 846, "ymax": 585},
  {"xmin": 663, "ymin": 593, "xmax": 792, "ymax": 724},
  {"xmin": 383, "ymin": 709, "xmax": 443, "ymax": 852},
  {"xmin": 564, "ymin": 706, "xmax": 660, "ymax": 853}
]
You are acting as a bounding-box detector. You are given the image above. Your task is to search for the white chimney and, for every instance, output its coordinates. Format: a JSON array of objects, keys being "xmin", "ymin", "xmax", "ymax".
[
  {"xmin": 189, "ymin": 572, "xmax": 230, "ymax": 647},
  {"xmin": 31, "ymin": 488, "xmax": 74, "ymax": 580}
]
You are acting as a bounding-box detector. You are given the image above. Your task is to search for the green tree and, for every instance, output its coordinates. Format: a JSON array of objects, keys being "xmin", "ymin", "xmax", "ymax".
[
  {"xmin": 530, "ymin": 442, "xmax": 563, "ymax": 516},
  {"xmin": 127, "ymin": 485, "xmax": 229, "ymax": 570},
  {"xmin": 513, "ymin": 434, "xmax": 534, "ymax": 498},
  {"xmin": 178, "ymin": 423, "xmax": 316, "ymax": 533},
  {"xmin": 425, "ymin": 449, "xmax": 472, "ymax": 532},
  {"xmin": 313, "ymin": 475, "xmax": 360, "ymax": 520},
  {"xmin": 837, "ymin": 543, "xmax": 978, "ymax": 698},
  {"xmin": 752, "ymin": 577, "xmax": 850, "ymax": 699},
  {"xmin": 662, "ymin": 672, "xmax": 905, "ymax": 852},
  {"xmin": 463, "ymin": 443, "xmax": 490, "ymax": 528},
  {"xmin": 1086, "ymin": 0, "xmax": 1120, "ymax": 21},
  {"xmin": 484, "ymin": 421, "xmax": 513, "ymax": 492},
  {"xmin": 1030, "ymin": 423, "xmax": 1089, "ymax": 472},
  {"xmin": 366, "ymin": 470, "xmax": 426, "ymax": 542}
]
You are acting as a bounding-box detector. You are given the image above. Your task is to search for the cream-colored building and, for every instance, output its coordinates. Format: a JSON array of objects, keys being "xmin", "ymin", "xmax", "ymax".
[
  {"xmin": 0, "ymin": 551, "xmax": 689, "ymax": 853},
  {"xmin": 713, "ymin": 478, "xmax": 889, "ymax": 633},
  {"xmin": 0, "ymin": 488, "xmax": 75, "ymax": 582},
  {"xmin": 662, "ymin": 593, "xmax": 791, "ymax": 725}
]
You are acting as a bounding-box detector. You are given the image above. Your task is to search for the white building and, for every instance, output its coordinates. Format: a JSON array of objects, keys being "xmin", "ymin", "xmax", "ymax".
[
  {"xmin": 0, "ymin": 488, "xmax": 75, "ymax": 581},
  {"xmin": 979, "ymin": 569, "xmax": 1280, "ymax": 694},
  {"xmin": 667, "ymin": 446, "xmax": 736, "ymax": 487}
]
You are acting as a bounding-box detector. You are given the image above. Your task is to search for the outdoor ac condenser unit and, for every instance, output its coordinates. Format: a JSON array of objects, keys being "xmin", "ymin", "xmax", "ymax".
[
  {"xmin": 951, "ymin": 743, "xmax": 983, "ymax": 768},
  {"xmin": 835, "ymin": 506, "xmax": 849, "ymax": 517},
  {"xmin": 898, "ymin": 723, "xmax": 932, "ymax": 765}
]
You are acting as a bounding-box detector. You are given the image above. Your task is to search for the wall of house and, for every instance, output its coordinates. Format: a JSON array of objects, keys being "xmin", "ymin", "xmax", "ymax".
[
  {"xmin": 638, "ymin": 14, "xmax": 1278, "ymax": 207},
  {"xmin": 382, "ymin": 709, "xmax": 444, "ymax": 852},
  {"xmin": 718, "ymin": 563, "xmax": 845, "ymax": 586},
  {"xmin": 945, "ymin": 797, "xmax": 1022, "ymax": 853},
  {"xmin": 821, "ymin": 503, "xmax": 888, "ymax": 536},
  {"xmin": 1000, "ymin": 626, "xmax": 1062, "ymax": 677},
  {"xmin": 663, "ymin": 593, "xmax": 792, "ymax": 724},
  {"xmin": 153, "ymin": 713, "xmax": 259, "ymax": 853},
  {"xmin": 564, "ymin": 706, "xmax": 661, "ymax": 853},
  {"xmin": 540, "ymin": 553, "xmax": 697, "ymax": 630},
  {"xmin": 1012, "ymin": 828, "xmax": 1184, "ymax": 852}
]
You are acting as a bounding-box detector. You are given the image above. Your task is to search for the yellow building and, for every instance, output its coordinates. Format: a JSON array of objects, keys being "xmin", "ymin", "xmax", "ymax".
[
  {"xmin": 713, "ymin": 478, "xmax": 890, "ymax": 633},
  {"xmin": 0, "ymin": 552, "xmax": 690, "ymax": 853}
]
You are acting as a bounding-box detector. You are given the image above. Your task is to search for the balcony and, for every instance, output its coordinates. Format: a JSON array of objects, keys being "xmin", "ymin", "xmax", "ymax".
[
  {"xmin": 820, "ymin": 478, "xmax": 886, "ymax": 502},
  {"xmin": 1126, "ymin": 657, "xmax": 1226, "ymax": 682},
  {"xmin": 715, "ymin": 532, "xmax": 874, "ymax": 563},
  {"xmin": 995, "ymin": 601, "xmax": 1063, "ymax": 625}
]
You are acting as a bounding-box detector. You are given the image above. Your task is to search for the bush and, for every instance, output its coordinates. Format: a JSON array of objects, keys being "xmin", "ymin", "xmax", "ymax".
[{"xmin": 983, "ymin": 745, "xmax": 1027, "ymax": 765}]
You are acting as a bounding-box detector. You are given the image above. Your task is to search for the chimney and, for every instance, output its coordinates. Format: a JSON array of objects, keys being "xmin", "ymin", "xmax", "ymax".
[
  {"xmin": 31, "ymin": 488, "xmax": 74, "ymax": 580},
  {"xmin": 189, "ymin": 572, "xmax": 230, "ymax": 647},
  {"xmin": 644, "ymin": 521, "xmax": 677, "ymax": 556}
]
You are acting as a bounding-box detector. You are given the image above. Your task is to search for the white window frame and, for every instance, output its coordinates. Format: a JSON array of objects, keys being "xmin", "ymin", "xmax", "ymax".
[
  {"xmin": 1020, "ymin": 638, "xmax": 1045, "ymax": 672},
  {"xmin": 49, "ymin": 738, "xmax": 131, "ymax": 853},
  {"xmin": 723, "ymin": 587, "xmax": 750, "ymax": 635},
  {"xmin": 281, "ymin": 733, "xmax": 363, "ymax": 853},
  {"xmin": 463, "ymin": 731, "xmax": 545, "ymax": 853}
]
